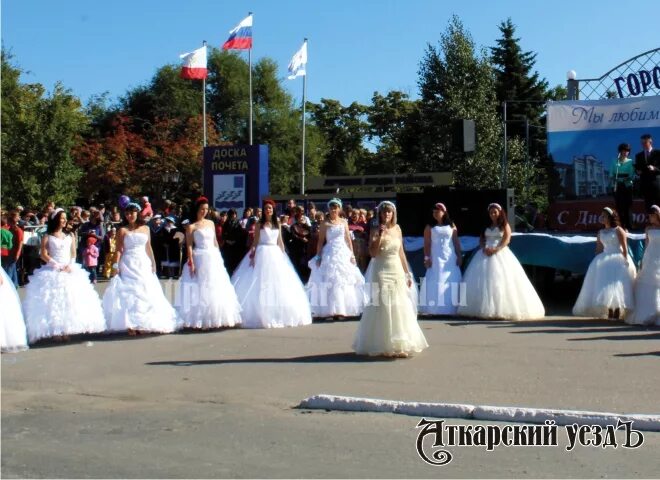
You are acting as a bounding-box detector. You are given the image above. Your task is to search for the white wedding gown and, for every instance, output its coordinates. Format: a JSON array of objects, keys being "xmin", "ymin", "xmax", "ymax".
[
  {"xmin": 419, "ymin": 225, "xmax": 463, "ymax": 315},
  {"xmin": 573, "ymin": 228, "xmax": 636, "ymax": 319},
  {"xmin": 175, "ymin": 227, "xmax": 242, "ymax": 328},
  {"xmin": 1, "ymin": 266, "xmax": 28, "ymax": 352},
  {"xmin": 458, "ymin": 227, "xmax": 545, "ymax": 320},
  {"xmin": 23, "ymin": 234, "xmax": 106, "ymax": 342},
  {"xmin": 103, "ymin": 231, "xmax": 179, "ymax": 333},
  {"xmin": 306, "ymin": 222, "xmax": 365, "ymax": 317},
  {"xmin": 626, "ymin": 228, "xmax": 659, "ymax": 325},
  {"xmin": 231, "ymin": 226, "xmax": 312, "ymax": 328}
]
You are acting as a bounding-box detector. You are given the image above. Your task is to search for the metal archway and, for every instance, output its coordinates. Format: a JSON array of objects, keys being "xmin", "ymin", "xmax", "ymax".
[{"xmin": 570, "ymin": 47, "xmax": 660, "ymax": 100}]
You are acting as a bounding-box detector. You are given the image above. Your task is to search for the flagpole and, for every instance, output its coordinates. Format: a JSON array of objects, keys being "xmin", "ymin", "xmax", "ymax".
[
  {"xmin": 300, "ymin": 38, "xmax": 307, "ymax": 195},
  {"xmin": 200, "ymin": 41, "xmax": 208, "ymax": 191},
  {"xmin": 202, "ymin": 41, "xmax": 207, "ymax": 148},
  {"xmin": 248, "ymin": 11, "xmax": 253, "ymax": 145}
]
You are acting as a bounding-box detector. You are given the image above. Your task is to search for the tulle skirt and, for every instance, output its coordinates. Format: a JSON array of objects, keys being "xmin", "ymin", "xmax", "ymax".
[
  {"xmin": 103, "ymin": 252, "xmax": 179, "ymax": 333},
  {"xmin": 231, "ymin": 245, "xmax": 312, "ymax": 328},
  {"xmin": 626, "ymin": 256, "xmax": 658, "ymax": 325},
  {"xmin": 23, "ymin": 264, "xmax": 106, "ymax": 343},
  {"xmin": 419, "ymin": 256, "xmax": 463, "ymax": 315},
  {"xmin": 1, "ymin": 267, "xmax": 28, "ymax": 352},
  {"xmin": 458, "ymin": 247, "xmax": 545, "ymax": 320},
  {"xmin": 573, "ymin": 252, "xmax": 636, "ymax": 319},
  {"xmin": 353, "ymin": 255, "xmax": 428, "ymax": 356},
  {"xmin": 175, "ymin": 248, "xmax": 242, "ymax": 329},
  {"xmin": 306, "ymin": 241, "xmax": 365, "ymax": 317}
]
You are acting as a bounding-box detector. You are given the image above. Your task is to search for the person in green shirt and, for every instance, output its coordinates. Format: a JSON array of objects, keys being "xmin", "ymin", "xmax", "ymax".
[{"xmin": 610, "ymin": 143, "xmax": 635, "ymax": 230}]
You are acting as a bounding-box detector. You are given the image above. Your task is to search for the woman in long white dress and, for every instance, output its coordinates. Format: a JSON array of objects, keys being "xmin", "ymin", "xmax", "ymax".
[
  {"xmin": 307, "ymin": 198, "xmax": 365, "ymax": 319},
  {"xmin": 175, "ymin": 197, "xmax": 242, "ymax": 329},
  {"xmin": 419, "ymin": 202, "xmax": 463, "ymax": 316},
  {"xmin": 353, "ymin": 201, "xmax": 428, "ymax": 357},
  {"xmin": 231, "ymin": 200, "xmax": 312, "ymax": 328},
  {"xmin": 23, "ymin": 209, "xmax": 106, "ymax": 343},
  {"xmin": 1, "ymin": 266, "xmax": 28, "ymax": 352},
  {"xmin": 103, "ymin": 202, "xmax": 179, "ymax": 334},
  {"xmin": 458, "ymin": 203, "xmax": 545, "ymax": 320},
  {"xmin": 573, "ymin": 207, "xmax": 636, "ymax": 320},
  {"xmin": 626, "ymin": 205, "xmax": 659, "ymax": 325}
]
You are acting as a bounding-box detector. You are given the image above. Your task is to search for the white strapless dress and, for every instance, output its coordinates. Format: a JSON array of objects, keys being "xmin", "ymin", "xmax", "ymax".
[
  {"xmin": 175, "ymin": 227, "xmax": 242, "ymax": 328},
  {"xmin": 1, "ymin": 266, "xmax": 28, "ymax": 352},
  {"xmin": 458, "ymin": 227, "xmax": 545, "ymax": 320},
  {"xmin": 573, "ymin": 228, "xmax": 636, "ymax": 319},
  {"xmin": 23, "ymin": 234, "xmax": 106, "ymax": 342},
  {"xmin": 626, "ymin": 228, "xmax": 659, "ymax": 325},
  {"xmin": 103, "ymin": 231, "xmax": 179, "ymax": 333},
  {"xmin": 231, "ymin": 226, "xmax": 312, "ymax": 328},
  {"xmin": 306, "ymin": 222, "xmax": 365, "ymax": 317},
  {"xmin": 419, "ymin": 225, "xmax": 463, "ymax": 315}
]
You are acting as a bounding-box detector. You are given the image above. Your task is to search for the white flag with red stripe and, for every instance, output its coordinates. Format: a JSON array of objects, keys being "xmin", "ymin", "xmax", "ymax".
[{"xmin": 179, "ymin": 45, "xmax": 207, "ymax": 80}]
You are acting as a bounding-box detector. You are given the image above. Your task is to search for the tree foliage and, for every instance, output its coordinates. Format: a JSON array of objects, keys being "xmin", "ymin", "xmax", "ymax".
[
  {"xmin": 2, "ymin": 50, "xmax": 86, "ymax": 208},
  {"xmin": 418, "ymin": 16, "xmax": 502, "ymax": 188}
]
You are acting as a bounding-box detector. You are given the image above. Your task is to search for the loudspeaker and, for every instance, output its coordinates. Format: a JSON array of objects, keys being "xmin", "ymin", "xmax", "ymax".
[
  {"xmin": 396, "ymin": 187, "xmax": 515, "ymax": 237},
  {"xmin": 452, "ymin": 119, "xmax": 476, "ymax": 152}
]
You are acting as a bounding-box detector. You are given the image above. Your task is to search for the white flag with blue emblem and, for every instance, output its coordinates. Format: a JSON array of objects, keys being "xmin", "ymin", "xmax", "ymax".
[{"xmin": 287, "ymin": 40, "xmax": 307, "ymax": 80}]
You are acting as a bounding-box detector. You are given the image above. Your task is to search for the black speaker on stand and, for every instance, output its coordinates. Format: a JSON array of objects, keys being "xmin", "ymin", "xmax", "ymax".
[
  {"xmin": 396, "ymin": 187, "xmax": 515, "ymax": 237},
  {"xmin": 452, "ymin": 119, "xmax": 476, "ymax": 153}
]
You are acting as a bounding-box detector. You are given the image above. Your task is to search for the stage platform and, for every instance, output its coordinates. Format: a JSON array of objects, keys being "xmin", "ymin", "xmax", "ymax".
[{"xmin": 403, "ymin": 231, "xmax": 647, "ymax": 279}]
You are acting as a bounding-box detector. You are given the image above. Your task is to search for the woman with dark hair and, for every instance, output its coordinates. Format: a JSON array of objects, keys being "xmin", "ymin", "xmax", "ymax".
[
  {"xmin": 610, "ymin": 143, "xmax": 634, "ymax": 230},
  {"xmin": 175, "ymin": 197, "xmax": 242, "ymax": 329},
  {"xmin": 573, "ymin": 207, "xmax": 636, "ymax": 320},
  {"xmin": 102, "ymin": 202, "xmax": 179, "ymax": 334},
  {"xmin": 221, "ymin": 209, "xmax": 247, "ymax": 276},
  {"xmin": 353, "ymin": 201, "xmax": 428, "ymax": 357},
  {"xmin": 288, "ymin": 205, "xmax": 312, "ymax": 281},
  {"xmin": 458, "ymin": 203, "xmax": 545, "ymax": 320},
  {"xmin": 306, "ymin": 198, "xmax": 365, "ymax": 319},
  {"xmin": 627, "ymin": 205, "xmax": 660, "ymax": 325},
  {"xmin": 231, "ymin": 199, "xmax": 312, "ymax": 328},
  {"xmin": 419, "ymin": 203, "xmax": 463, "ymax": 316},
  {"xmin": 22, "ymin": 209, "xmax": 106, "ymax": 343}
]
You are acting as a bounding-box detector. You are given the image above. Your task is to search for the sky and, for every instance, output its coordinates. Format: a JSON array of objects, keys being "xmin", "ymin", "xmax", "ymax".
[{"xmin": 2, "ymin": 0, "xmax": 660, "ymax": 108}]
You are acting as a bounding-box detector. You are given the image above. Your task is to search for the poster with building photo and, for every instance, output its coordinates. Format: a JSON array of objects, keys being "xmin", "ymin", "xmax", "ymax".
[{"xmin": 547, "ymin": 96, "xmax": 660, "ymax": 199}]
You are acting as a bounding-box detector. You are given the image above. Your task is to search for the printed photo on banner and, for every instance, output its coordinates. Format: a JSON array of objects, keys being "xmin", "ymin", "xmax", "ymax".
[
  {"xmin": 547, "ymin": 96, "xmax": 660, "ymax": 199},
  {"xmin": 214, "ymin": 174, "xmax": 246, "ymax": 217}
]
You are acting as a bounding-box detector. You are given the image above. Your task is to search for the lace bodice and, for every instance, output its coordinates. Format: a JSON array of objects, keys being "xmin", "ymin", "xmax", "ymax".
[
  {"xmin": 258, "ymin": 226, "xmax": 280, "ymax": 246},
  {"xmin": 325, "ymin": 222, "xmax": 345, "ymax": 243},
  {"xmin": 122, "ymin": 230, "xmax": 149, "ymax": 255},
  {"xmin": 430, "ymin": 225, "xmax": 456, "ymax": 261},
  {"xmin": 47, "ymin": 235, "xmax": 73, "ymax": 264},
  {"xmin": 193, "ymin": 227, "xmax": 215, "ymax": 250},
  {"xmin": 643, "ymin": 228, "xmax": 660, "ymax": 267},
  {"xmin": 484, "ymin": 227, "xmax": 504, "ymax": 248},
  {"xmin": 599, "ymin": 228, "xmax": 624, "ymax": 254}
]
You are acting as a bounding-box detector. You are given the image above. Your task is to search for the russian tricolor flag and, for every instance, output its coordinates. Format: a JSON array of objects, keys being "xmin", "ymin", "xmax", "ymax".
[
  {"xmin": 222, "ymin": 14, "xmax": 253, "ymax": 50},
  {"xmin": 179, "ymin": 45, "xmax": 207, "ymax": 80}
]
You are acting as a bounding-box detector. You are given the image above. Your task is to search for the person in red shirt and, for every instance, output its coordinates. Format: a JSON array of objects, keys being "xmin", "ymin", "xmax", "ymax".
[{"xmin": 140, "ymin": 196, "xmax": 154, "ymax": 220}]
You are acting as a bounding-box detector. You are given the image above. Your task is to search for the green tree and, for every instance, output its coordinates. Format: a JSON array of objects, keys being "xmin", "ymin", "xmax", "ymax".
[
  {"xmin": 491, "ymin": 18, "xmax": 548, "ymax": 140},
  {"xmin": 1, "ymin": 50, "xmax": 86, "ymax": 208},
  {"xmin": 108, "ymin": 48, "xmax": 323, "ymax": 195},
  {"xmin": 307, "ymin": 99, "xmax": 371, "ymax": 176},
  {"xmin": 491, "ymin": 19, "xmax": 561, "ymax": 205},
  {"xmin": 367, "ymin": 91, "xmax": 422, "ymax": 174},
  {"xmin": 417, "ymin": 16, "xmax": 502, "ymax": 187}
]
